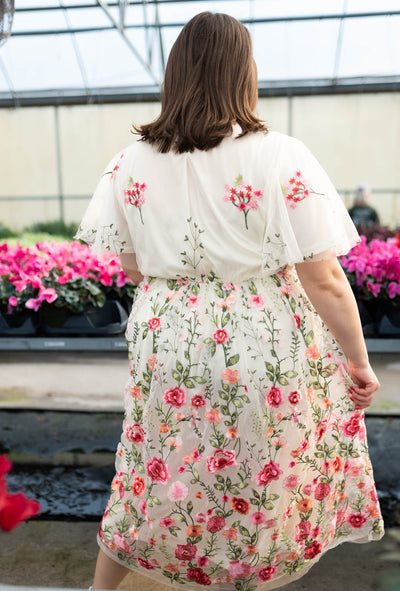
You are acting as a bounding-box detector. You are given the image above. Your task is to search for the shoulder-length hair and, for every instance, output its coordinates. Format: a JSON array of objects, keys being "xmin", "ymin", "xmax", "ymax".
[{"xmin": 135, "ymin": 12, "xmax": 267, "ymax": 153}]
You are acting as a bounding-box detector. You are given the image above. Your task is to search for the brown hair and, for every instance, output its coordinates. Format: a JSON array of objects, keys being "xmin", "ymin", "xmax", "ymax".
[{"xmin": 135, "ymin": 12, "xmax": 267, "ymax": 153}]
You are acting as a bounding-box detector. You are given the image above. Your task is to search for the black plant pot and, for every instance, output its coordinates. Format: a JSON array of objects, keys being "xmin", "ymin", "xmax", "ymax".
[
  {"xmin": 377, "ymin": 300, "xmax": 400, "ymax": 336},
  {"xmin": 356, "ymin": 298, "xmax": 381, "ymax": 337},
  {"xmin": 40, "ymin": 300, "xmax": 128, "ymax": 336},
  {"xmin": 0, "ymin": 310, "xmax": 39, "ymax": 336}
]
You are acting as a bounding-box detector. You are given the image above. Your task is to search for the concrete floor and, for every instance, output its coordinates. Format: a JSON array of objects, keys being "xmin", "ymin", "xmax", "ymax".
[
  {"xmin": 0, "ymin": 351, "xmax": 399, "ymax": 413},
  {"xmin": 0, "ymin": 522, "xmax": 399, "ymax": 591}
]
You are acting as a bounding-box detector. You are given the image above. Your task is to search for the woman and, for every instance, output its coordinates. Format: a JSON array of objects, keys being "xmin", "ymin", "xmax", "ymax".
[{"xmin": 76, "ymin": 12, "xmax": 384, "ymax": 591}]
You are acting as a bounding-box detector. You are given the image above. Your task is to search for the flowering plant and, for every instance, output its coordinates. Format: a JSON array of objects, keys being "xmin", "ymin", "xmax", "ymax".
[
  {"xmin": 0, "ymin": 454, "xmax": 40, "ymax": 532},
  {"xmin": 0, "ymin": 241, "xmax": 135, "ymax": 315},
  {"xmin": 340, "ymin": 236, "xmax": 400, "ymax": 300}
]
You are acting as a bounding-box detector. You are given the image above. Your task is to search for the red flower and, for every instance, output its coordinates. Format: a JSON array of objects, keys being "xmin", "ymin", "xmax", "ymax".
[
  {"xmin": 347, "ymin": 513, "xmax": 368, "ymax": 528},
  {"xmin": 137, "ymin": 556, "xmax": 155, "ymax": 570},
  {"xmin": 304, "ymin": 541, "xmax": 322, "ymax": 559},
  {"xmin": 257, "ymin": 565, "xmax": 277, "ymax": 581},
  {"xmin": 288, "ymin": 391, "xmax": 301, "ymax": 404},
  {"xmin": 256, "ymin": 460, "xmax": 283, "ymax": 486},
  {"xmin": 132, "ymin": 476, "xmax": 146, "ymax": 497},
  {"xmin": 187, "ymin": 567, "xmax": 211, "ymax": 585},
  {"xmin": 343, "ymin": 414, "xmax": 361, "ymax": 437},
  {"xmin": 0, "ymin": 492, "xmax": 40, "ymax": 532},
  {"xmin": 230, "ymin": 497, "xmax": 250, "ymax": 515},
  {"xmin": 295, "ymin": 519, "xmax": 311, "ymax": 542},
  {"xmin": 145, "ymin": 457, "xmax": 171, "ymax": 484},
  {"xmin": 213, "ymin": 329, "xmax": 228, "ymax": 344},
  {"xmin": 163, "ymin": 386, "xmax": 187, "ymax": 408},
  {"xmin": 206, "ymin": 449, "xmax": 237, "ymax": 473},
  {"xmin": 294, "ymin": 314, "xmax": 301, "ymax": 328},
  {"xmin": 148, "ymin": 317, "xmax": 161, "ymax": 330},
  {"xmin": 314, "ymin": 420, "xmax": 327, "ymax": 442},
  {"xmin": 125, "ymin": 422, "xmax": 144, "ymax": 444},
  {"xmin": 0, "ymin": 455, "xmax": 12, "ymax": 478},
  {"xmin": 191, "ymin": 395, "xmax": 206, "ymax": 407},
  {"xmin": 175, "ymin": 543, "xmax": 197, "ymax": 561},
  {"xmin": 265, "ymin": 386, "xmax": 284, "ymax": 408},
  {"xmin": 206, "ymin": 515, "xmax": 226, "ymax": 533},
  {"xmin": 314, "ymin": 482, "xmax": 331, "ymax": 501}
]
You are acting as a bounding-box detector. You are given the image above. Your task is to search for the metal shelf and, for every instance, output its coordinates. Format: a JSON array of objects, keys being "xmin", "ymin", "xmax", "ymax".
[{"xmin": 0, "ymin": 337, "xmax": 399, "ymax": 352}]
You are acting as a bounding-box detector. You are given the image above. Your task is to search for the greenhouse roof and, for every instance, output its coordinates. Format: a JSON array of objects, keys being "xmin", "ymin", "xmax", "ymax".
[{"xmin": 1, "ymin": 0, "xmax": 400, "ymax": 107}]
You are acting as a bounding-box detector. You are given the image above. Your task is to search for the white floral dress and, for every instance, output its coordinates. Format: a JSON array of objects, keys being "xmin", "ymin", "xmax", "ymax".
[{"xmin": 76, "ymin": 126, "xmax": 384, "ymax": 590}]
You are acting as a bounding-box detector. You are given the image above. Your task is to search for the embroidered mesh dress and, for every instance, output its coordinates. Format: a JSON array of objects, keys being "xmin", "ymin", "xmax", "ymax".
[{"xmin": 75, "ymin": 126, "xmax": 384, "ymax": 590}]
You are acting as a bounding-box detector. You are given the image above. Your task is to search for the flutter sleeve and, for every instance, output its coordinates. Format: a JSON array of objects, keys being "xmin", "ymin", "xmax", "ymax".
[
  {"xmin": 74, "ymin": 151, "xmax": 135, "ymax": 255},
  {"xmin": 262, "ymin": 135, "xmax": 360, "ymax": 272}
]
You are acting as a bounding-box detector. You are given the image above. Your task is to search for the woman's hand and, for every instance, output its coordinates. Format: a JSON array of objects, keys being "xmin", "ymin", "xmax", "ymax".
[{"xmin": 348, "ymin": 361, "xmax": 380, "ymax": 410}]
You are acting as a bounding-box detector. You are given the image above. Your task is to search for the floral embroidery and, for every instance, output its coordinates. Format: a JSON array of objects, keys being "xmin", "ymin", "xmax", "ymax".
[
  {"xmin": 223, "ymin": 174, "xmax": 263, "ymax": 229},
  {"xmin": 108, "ymin": 152, "xmax": 124, "ymax": 180},
  {"xmin": 124, "ymin": 178, "xmax": 147, "ymax": 224},
  {"xmin": 282, "ymin": 171, "xmax": 323, "ymax": 209},
  {"xmin": 180, "ymin": 217, "xmax": 205, "ymax": 270}
]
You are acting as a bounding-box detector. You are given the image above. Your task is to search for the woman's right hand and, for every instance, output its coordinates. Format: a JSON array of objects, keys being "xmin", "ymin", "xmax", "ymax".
[{"xmin": 348, "ymin": 361, "xmax": 380, "ymax": 410}]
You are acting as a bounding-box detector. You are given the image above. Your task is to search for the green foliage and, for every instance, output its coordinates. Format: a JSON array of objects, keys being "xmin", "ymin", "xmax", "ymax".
[
  {"xmin": 0, "ymin": 223, "xmax": 17, "ymax": 239},
  {"xmin": 23, "ymin": 220, "xmax": 78, "ymax": 239}
]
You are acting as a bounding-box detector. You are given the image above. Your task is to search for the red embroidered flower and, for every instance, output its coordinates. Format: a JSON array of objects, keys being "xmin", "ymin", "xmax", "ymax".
[
  {"xmin": 294, "ymin": 314, "xmax": 301, "ymax": 328},
  {"xmin": 257, "ymin": 565, "xmax": 277, "ymax": 581},
  {"xmin": 283, "ymin": 171, "xmax": 322, "ymax": 210},
  {"xmin": 343, "ymin": 413, "xmax": 361, "ymax": 437},
  {"xmin": 213, "ymin": 329, "xmax": 228, "ymax": 344},
  {"xmin": 314, "ymin": 482, "xmax": 331, "ymax": 501},
  {"xmin": 132, "ymin": 476, "xmax": 146, "ymax": 497},
  {"xmin": 347, "ymin": 513, "xmax": 368, "ymax": 528},
  {"xmin": 265, "ymin": 386, "xmax": 284, "ymax": 408},
  {"xmin": 145, "ymin": 457, "xmax": 171, "ymax": 484},
  {"xmin": 148, "ymin": 317, "xmax": 161, "ymax": 330},
  {"xmin": 124, "ymin": 177, "xmax": 146, "ymax": 224},
  {"xmin": 295, "ymin": 519, "xmax": 311, "ymax": 542},
  {"xmin": 288, "ymin": 391, "xmax": 301, "ymax": 404},
  {"xmin": 175, "ymin": 543, "xmax": 197, "ymax": 561},
  {"xmin": 206, "ymin": 515, "xmax": 226, "ymax": 533},
  {"xmin": 230, "ymin": 497, "xmax": 250, "ymax": 515},
  {"xmin": 163, "ymin": 386, "xmax": 187, "ymax": 408},
  {"xmin": 304, "ymin": 540, "xmax": 322, "ymax": 559},
  {"xmin": 206, "ymin": 449, "xmax": 237, "ymax": 473},
  {"xmin": 191, "ymin": 395, "xmax": 206, "ymax": 407},
  {"xmin": 314, "ymin": 420, "xmax": 327, "ymax": 442},
  {"xmin": 256, "ymin": 460, "xmax": 283, "ymax": 486},
  {"xmin": 187, "ymin": 567, "xmax": 211, "ymax": 585},
  {"xmin": 125, "ymin": 422, "xmax": 144, "ymax": 444},
  {"xmin": 137, "ymin": 556, "xmax": 155, "ymax": 570}
]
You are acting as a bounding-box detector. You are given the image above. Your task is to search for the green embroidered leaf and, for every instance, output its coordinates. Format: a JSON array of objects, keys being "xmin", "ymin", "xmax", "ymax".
[
  {"xmin": 191, "ymin": 284, "xmax": 200, "ymax": 295},
  {"xmin": 232, "ymin": 398, "xmax": 243, "ymax": 408},
  {"xmin": 176, "ymin": 361, "xmax": 184, "ymax": 372},
  {"xmin": 227, "ymin": 354, "xmax": 240, "ymax": 367},
  {"xmin": 220, "ymin": 405, "xmax": 230, "ymax": 415},
  {"xmin": 239, "ymin": 525, "xmax": 250, "ymax": 537},
  {"xmin": 171, "ymin": 370, "xmax": 181, "ymax": 381},
  {"xmin": 210, "ymin": 342, "xmax": 217, "ymax": 357},
  {"xmin": 192, "ymin": 468, "xmax": 199, "ymax": 480},
  {"xmin": 240, "ymin": 394, "xmax": 250, "ymax": 403},
  {"xmin": 234, "ymin": 173, "xmax": 243, "ymax": 186},
  {"xmin": 187, "ymin": 500, "xmax": 193, "ymax": 513},
  {"xmin": 193, "ymin": 376, "xmax": 206, "ymax": 384},
  {"xmin": 142, "ymin": 327, "xmax": 149, "ymax": 339},
  {"xmin": 219, "ymin": 390, "xmax": 229, "ymax": 400},
  {"xmin": 320, "ymin": 370, "xmax": 331, "ymax": 378},
  {"xmin": 204, "ymin": 338, "xmax": 213, "ymax": 344},
  {"xmin": 222, "ymin": 313, "xmax": 230, "ymax": 327},
  {"xmin": 325, "ymin": 363, "xmax": 339, "ymax": 371},
  {"xmin": 184, "ymin": 378, "xmax": 195, "ymax": 388},
  {"xmin": 167, "ymin": 279, "xmax": 175, "ymax": 290},
  {"xmin": 214, "ymin": 483, "xmax": 224, "ymax": 491},
  {"xmin": 265, "ymin": 362, "xmax": 275, "ymax": 373},
  {"xmin": 216, "ymin": 474, "xmax": 224, "ymax": 483},
  {"xmin": 277, "ymin": 376, "xmax": 289, "ymax": 385},
  {"xmin": 269, "ymin": 493, "xmax": 280, "ymax": 500},
  {"xmin": 249, "ymin": 281, "xmax": 258, "ymax": 295},
  {"xmin": 283, "ymin": 370, "xmax": 298, "ymax": 378},
  {"xmin": 290, "ymin": 297, "xmax": 296, "ymax": 312},
  {"xmin": 305, "ymin": 330, "xmax": 314, "ymax": 346}
]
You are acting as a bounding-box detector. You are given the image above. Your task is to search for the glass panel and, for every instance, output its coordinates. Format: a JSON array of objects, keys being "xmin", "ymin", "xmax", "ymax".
[{"xmin": 12, "ymin": 8, "xmax": 67, "ymax": 33}]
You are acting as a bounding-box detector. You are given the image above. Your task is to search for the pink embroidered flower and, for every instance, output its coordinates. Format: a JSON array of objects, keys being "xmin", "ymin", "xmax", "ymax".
[
  {"xmin": 342, "ymin": 413, "xmax": 361, "ymax": 437},
  {"xmin": 167, "ymin": 480, "xmax": 189, "ymax": 502},
  {"xmin": 288, "ymin": 390, "xmax": 301, "ymax": 405},
  {"xmin": 256, "ymin": 460, "xmax": 283, "ymax": 486},
  {"xmin": 137, "ymin": 556, "xmax": 155, "ymax": 569},
  {"xmin": 148, "ymin": 317, "xmax": 161, "ymax": 330},
  {"xmin": 125, "ymin": 422, "xmax": 144, "ymax": 444},
  {"xmin": 295, "ymin": 520, "xmax": 311, "ymax": 542},
  {"xmin": 113, "ymin": 533, "xmax": 133, "ymax": 554},
  {"xmin": 124, "ymin": 177, "xmax": 146, "ymax": 224},
  {"xmin": 347, "ymin": 513, "xmax": 368, "ymax": 528},
  {"xmin": 304, "ymin": 540, "xmax": 322, "ymax": 559},
  {"xmin": 197, "ymin": 556, "xmax": 209, "ymax": 567},
  {"xmin": 206, "ymin": 449, "xmax": 237, "ymax": 473},
  {"xmin": 250, "ymin": 512, "xmax": 266, "ymax": 525},
  {"xmin": 283, "ymin": 171, "xmax": 322, "ymax": 209},
  {"xmin": 188, "ymin": 294, "xmax": 199, "ymax": 308},
  {"xmin": 223, "ymin": 175, "xmax": 263, "ymax": 229},
  {"xmin": 191, "ymin": 395, "xmax": 206, "ymax": 408},
  {"xmin": 249, "ymin": 294, "xmax": 264, "ymax": 307},
  {"xmin": 314, "ymin": 482, "xmax": 331, "ymax": 501},
  {"xmin": 206, "ymin": 515, "xmax": 226, "ymax": 533},
  {"xmin": 145, "ymin": 456, "xmax": 171, "ymax": 484},
  {"xmin": 110, "ymin": 152, "xmax": 124, "ymax": 179},
  {"xmin": 221, "ymin": 368, "xmax": 240, "ymax": 384},
  {"xmin": 283, "ymin": 474, "xmax": 300, "ymax": 491},
  {"xmin": 265, "ymin": 386, "xmax": 284, "ymax": 408},
  {"xmin": 163, "ymin": 386, "xmax": 187, "ymax": 408},
  {"xmin": 159, "ymin": 516, "xmax": 175, "ymax": 528},
  {"xmin": 187, "ymin": 567, "xmax": 211, "ymax": 585},
  {"xmin": 175, "ymin": 544, "xmax": 197, "ymax": 561}
]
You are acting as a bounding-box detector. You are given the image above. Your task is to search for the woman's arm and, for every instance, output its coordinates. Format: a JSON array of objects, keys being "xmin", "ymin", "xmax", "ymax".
[
  {"xmin": 119, "ymin": 253, "xmax": 144, "ymax": 285},
  {"xmin": 295, "ymin": 257, "xmax": 380, "ymax": 410}
]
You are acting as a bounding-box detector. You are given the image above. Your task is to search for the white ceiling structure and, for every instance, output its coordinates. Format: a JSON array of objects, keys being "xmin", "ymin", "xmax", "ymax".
[{"xmin": 1, "ymin": 0, "xmax": 400, "ymax": 106}]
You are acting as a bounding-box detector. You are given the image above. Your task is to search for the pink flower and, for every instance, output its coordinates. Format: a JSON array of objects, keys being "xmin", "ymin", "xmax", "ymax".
[
  {"xmin": 265, "ymin": 386, "xmax": 284, "ymax": 408},
  {"xmin": 347, "ymin": 513, "xmax": 368, "ymax": 528},
  {"xmin": 257, "ymin": 460, "xmax": 283, "ymax": 486},
  {"xmin": 113, "ymin": 533, "xmax": 133, "ymax": 554},
  {"xmin": 163, "ymin": 386, "xmax": 187, "ymax": 408},
  {"xmin": 221, "ymin": 369, "xmax": 240, "ymax": 384},
  {"xmin": 137, "ymin": 556, "xmax": 155, "ymax": 569},
  {"xmin": 195, "ymin": 512, "xmax": 207, "ymax": 523},
  {"xmin": 187, "ymin": 567, "xmax": 211, "ymax": 585},
  {"xmin": 206, "ymin": 515, "xmax": 226, "ymax": 533},
  {"xmin": 125, "ymin": 422, "xmax": 144, "ymax": 444},
  {"xmin": 148, "ymin": 317, "xmax": 160, "ymax": 330},
  {"xmin": 206, "ymin": 449, "xmax": 237, "ymax": 473},
  {"xmin": 145, "ymin": 457, "xmax": 171, "ymax": 484},
  {"xmin": 304, "ymin": 540, "xmax": 322, "ymax": 559},
  {"xmin": 249, "ymin": 294, "xmax": 264, "ymax": 308},
  {"xmin": 159, "ymin": 516, "xmax": 175, "ymax": 528},
  {"xmin": 167, "ymin": 480, "xmax": 189, "ymax": 502},
  {"xmin": 191, "ymin": 395, "xmax": 206, "ymax": 407},
  {"xmin": 314, "ymin": 482, "xmax": 331, "ymax": 501},
  {"xmin": 250, "ymin": 512, "xmax": 266, "ymax": 525},
  {"xmin": 295, "ymin": 520, "xmax": 311, "ymax": 542},
  {"xmin": 228, "ymin": 561, "xmax": 253, "ymax": 578},
  {"xmin": 197, "ymin": 556, "xmax": 209, "ymax": 567},
  {"xmin": 257, "ymin": 565, "xmax": 277, "ymax": 581},
  {"xmin": 175, "ymin": 544, "xmax": 197, "ymax": 561},
  {"xmin": 264, "ymin": 519, "xmax": 277, "ymax": 529},
  {"xmin": 288, "ymin": 391, "xmax": 301, "ymax": 404},
  {"xmin": 283, "ymin": 474, "xmax": 300, "ymax": 491},
  {"xmin": 188, "ymin": 294, "xmax": 199, "ymax": 308},
  {"xmin": 343, "ymin": 413, "xmax": 362, "ymax": 437},
  {"xmin": 213, "ymin": 329, "xmax": 228, "ymax": 344}
]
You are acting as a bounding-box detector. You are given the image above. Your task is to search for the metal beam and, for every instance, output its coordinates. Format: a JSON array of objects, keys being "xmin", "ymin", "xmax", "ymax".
[
  {"xmin": 96, "ymin": 0, "xmax": 161, "ymax": 87},
  {"xmin": 10, "ymin": 10, "xmax": 400, "ymax": 36}
]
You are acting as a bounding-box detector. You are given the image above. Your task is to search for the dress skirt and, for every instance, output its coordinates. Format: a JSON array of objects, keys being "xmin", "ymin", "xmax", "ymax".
[{"xmin": 97, "ymin": 268, "xmax": 384, "ymax": 590}]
